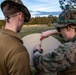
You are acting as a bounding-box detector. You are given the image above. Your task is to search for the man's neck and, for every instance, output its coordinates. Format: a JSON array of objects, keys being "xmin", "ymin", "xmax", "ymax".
[{"xmin": 4, "ymin": 23, "xmax": 17, "ymax": 32}]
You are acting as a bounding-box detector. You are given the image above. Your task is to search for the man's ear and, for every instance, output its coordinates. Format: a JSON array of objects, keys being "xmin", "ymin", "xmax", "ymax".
[{"xmin": 18, "ymin": 12, "xmax": 23, "ymax": 21}]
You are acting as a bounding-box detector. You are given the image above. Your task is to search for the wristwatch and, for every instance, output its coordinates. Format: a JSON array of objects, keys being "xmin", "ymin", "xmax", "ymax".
[{"xmin": 33, "ymin": 49, "xmax": 43, "ymax": 54}]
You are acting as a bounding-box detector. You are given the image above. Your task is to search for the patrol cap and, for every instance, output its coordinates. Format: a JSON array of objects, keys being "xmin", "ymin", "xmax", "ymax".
[
  {"xmin": 54, "ymin": 8, "xmax": 76, "ymax": 28},
  {"xmin": 1, "ymin": 0, "xmax": 31, "ymax": 22}
]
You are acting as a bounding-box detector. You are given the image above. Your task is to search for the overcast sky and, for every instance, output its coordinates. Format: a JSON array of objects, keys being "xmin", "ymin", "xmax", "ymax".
[{"xmin": 0, "ymin": 0, "xmax": 62, "ymax": 19}]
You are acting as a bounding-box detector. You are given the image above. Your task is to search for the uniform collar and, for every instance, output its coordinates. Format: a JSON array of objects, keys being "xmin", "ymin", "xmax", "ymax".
[
  {"xmin": 1, "ymin": 29, "xmax": 23, "ymax": 44},
  {"xmin": 70, "ymin": 35, "xmax": 76, "ymax": 42}
]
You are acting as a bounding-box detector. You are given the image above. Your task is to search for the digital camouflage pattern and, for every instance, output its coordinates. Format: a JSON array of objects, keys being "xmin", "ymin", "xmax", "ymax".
[
  {"xmin": 54, "ymin": 8, "xmax": 76, "ymax": 27},
  {"xmin": 33, "ymin": 36, "xmax": 76, "ymax": 74}
]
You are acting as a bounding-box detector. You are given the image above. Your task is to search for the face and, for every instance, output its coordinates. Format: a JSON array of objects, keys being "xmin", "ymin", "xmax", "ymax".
[{"xmin": 57, "ymin": 27, "xmax": 70, "ymax": 41}]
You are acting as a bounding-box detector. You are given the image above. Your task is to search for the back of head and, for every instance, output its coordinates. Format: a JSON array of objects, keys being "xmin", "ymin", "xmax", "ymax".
[
  {"xmin": 2, "ymin": 2, "xmax": 21, "ymax": 18},
  {"xmin": 1, "ymin": 0, "xmax": 31, "ymax": 22},
  {"xmin": 54, "ymin": 8, "xmax": 76, "ymax": 28}
]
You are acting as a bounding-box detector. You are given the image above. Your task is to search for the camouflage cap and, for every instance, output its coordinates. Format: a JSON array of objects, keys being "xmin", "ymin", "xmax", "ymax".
[
  {"xmin": 54, "ymin": 8, "xmax": 76, "ymax": 28},
  {"xmin": 1, "ymin": 0, "xmax": 31, "ymax": 22}
]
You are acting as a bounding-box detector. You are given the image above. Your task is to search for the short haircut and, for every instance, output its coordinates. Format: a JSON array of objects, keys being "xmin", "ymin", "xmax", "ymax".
[{"xmin": 2, "ymin": 2, "xmax": 21, "ymax": 17}]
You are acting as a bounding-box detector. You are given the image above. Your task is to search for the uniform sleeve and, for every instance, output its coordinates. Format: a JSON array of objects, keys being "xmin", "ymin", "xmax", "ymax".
[{"xmin": 33, "ymin": 42, "xmax": 76, "ymax": 73}]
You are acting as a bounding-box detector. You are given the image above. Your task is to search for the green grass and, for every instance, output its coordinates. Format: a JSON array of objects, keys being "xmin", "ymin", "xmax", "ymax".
[
  {"xmin": 19, "ymin": 25, "xmax": 54, "ymax": 38},
  {"xmin": 19, "ymin": 25, "xmax": 64, "ymax": 43}
]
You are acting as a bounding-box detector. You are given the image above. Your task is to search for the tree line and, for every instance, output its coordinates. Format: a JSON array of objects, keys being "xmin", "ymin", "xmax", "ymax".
[
  {"xmin": 24, "ymin": 15, "xmax": 58, "ymax": 25},
  {"xmin": 0, "ymin": 0, "xmax": 76, "ymax": 28},
  {"xmin": 0, "ymin": 15, "xmax": 58, "ymax": 28}
]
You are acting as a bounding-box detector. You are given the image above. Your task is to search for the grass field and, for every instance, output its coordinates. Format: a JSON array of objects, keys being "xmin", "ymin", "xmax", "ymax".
[
  {"xmin": 19, "ymin": 25, "xmax": 54, "ymax": 38},
  {"xmin": 19, "ymin": 25, "xmax": 64, "ymax": 43}
]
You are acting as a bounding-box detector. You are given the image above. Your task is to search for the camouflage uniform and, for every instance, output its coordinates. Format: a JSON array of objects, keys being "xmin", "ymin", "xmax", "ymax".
[
  {"xmin": 33, "ymin": 36, "xmax": 76, "ymax": 73},
  {"xmin": 33, "ymin": 9, "xmax": 76, "ymax": 75}
]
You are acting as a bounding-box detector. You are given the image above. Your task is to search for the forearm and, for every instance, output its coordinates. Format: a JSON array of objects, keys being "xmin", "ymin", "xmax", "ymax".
[
  {"xmin": 42, "ymin": 29, "xmax": 59, "ymax": 37},
  {"xmin": 33, "ymin": 44, "xmax": 75, "ymax": 73},
  {"xmin": 46, "ymin": 29, "xmax": 59, "ymax": 35},
  {"xmin": 33, "ymin": 51, "xmax": 65, "ymax": 73}
]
